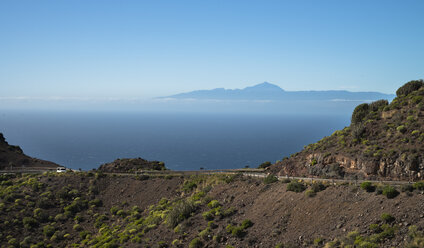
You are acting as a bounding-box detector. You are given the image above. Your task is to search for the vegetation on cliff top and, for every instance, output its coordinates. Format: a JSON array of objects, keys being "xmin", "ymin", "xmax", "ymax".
[{"xmin": 271, "ymin": 80, "xmax": 424, "ymax": 181}]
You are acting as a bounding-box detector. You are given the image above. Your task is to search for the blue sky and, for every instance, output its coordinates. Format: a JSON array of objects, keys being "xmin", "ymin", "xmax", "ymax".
[{"xmin": 1, "ymin": 0, "xmax": 423, "ymax": 99}]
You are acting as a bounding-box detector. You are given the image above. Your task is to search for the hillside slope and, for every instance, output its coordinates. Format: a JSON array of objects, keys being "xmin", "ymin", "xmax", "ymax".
[
  {"xmin": 269, "ymin": 80, "xmax": 424, "ymax": 181},
  {"xmin": 0, "ymin": 133, "xmax": 59, "ymax": 170},
  {"xmin": 1, "ymin": 173, "xmax": 423, "ymax": 247}
]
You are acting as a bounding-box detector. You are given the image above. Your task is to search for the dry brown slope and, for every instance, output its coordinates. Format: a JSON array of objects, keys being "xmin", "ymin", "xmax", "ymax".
[{"xmin": 1, "ymin": 173, "xmax": 423, "ymax": 247}]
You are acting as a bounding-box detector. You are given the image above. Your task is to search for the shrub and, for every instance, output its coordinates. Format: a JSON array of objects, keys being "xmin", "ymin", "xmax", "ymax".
[
  {"xmin": 54, "ymin": 213, "xmax": 67, "ymax": 222},
  {"xmin": 287, "ymin": 181, "xmax": 306, "ymax": 192},
  {"xmin": 43, "ymin": 225, "xmax": 56, "ymax": 237},
  {"xmin": 352, "ymin": 123, "xmax": 366, "ymax": 140},
  {"xmin": 351, "ymin": 103, "xmax": 369, "ymax": 124},
  {"xmin": 110, "ymin": 206, "xmax": 119, "ymax": 215},
  {"xmin": 396, "ymin": 80, "xmax": 424, "ymax": 97},
  {"xmin": 311, "ymin": 183, "xmax": 326, "ymax": 192},
  {"xmin": 241, "ymin": 219, "xmax": 253, "ymax": 229},
  {"xmin": 166, "ymin": 199, "xmax": 196, "ymax": 228},
  {"xmin": 413, "ymin": 181, "xmax": 424, "ymax": 190},
  {"xmin": 258, "ymin": 161, "xmax": 272, "ymax": 169},
  {"xmin": 64, "ymin": 197, "xmax": 88, "ymax": 217},
  {"xmin": 207, "ymin": 200, "xmax": 220, "ymax": 209},
  {"xmin": 202, "ymin": 211, "xmax": 214, "ymax": 221},
  {"xmin": 33, "ymin": 208, "xmax": 49, "ymax": 222},
  {"xmin": 263, "ymin": 175, "xmax": 278, "ymax": 184},
  {"xmin": 198, "ymin": 227, "xmax": 211, "ymax": 240},
  {"xmin": 74, "ymin": 214, "xmax": 84, "ymax": 223},
  {"xmin": 231, "ymin": 226, "xmax": 245, "ymax": 237},
  {"xmin": 89, "ymin": 199, "xmax": 102, "ymax": 207},
  {"xmin": 305, "ymin": 189, "xmax": 316, "ymax": 197},
  {"xmin": 381, "ymin": 213, "xmax": 395, "ymax": 223},
  {"xmin": 189, "ymin": 238, "xmax": 203, "ymax": 248},
  {"xmin": 360, "ymin": 182, "xmax": 376, "ymax": 192},
  {"xmin": 281, "ymin": 178, "xmax": 291, "ymax": 183},
  {"xmin": 382, "ymin": 186, "xmax": 399, "ymax": 199},
  {"xmin": 116, "ymin": 210, "xmax": 127, "ymax": 217},
  {"xmin": 412, "ymin": 95, "xmax": 423, "ymax": 104},
  {"xmin": 182, "ymin": 181, "xmax": 197, "ymax": 192},
  {"xmin": 208, "ymin": 221, "xmax": 218, "ymax": 229},
  {"xmin": 401, "ymin": 184, "xmax": 414, "ymax": 192},
  {"xmin": 397, "ymin": 125, "xmax": 407, "ymax": 134},
  {"xmin": 73, "ymin": 224, "xmax": 83, "ymax": 231},
  {"xmin": 369, "ymin": 99, "xmax": 388, "ymax": 111},
  {"xmin": 23, "ymin": 217, "xmax": 38, "ymax": 229}
]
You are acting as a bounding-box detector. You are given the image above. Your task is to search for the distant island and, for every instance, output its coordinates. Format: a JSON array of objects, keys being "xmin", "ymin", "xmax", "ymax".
[{"xmin": 164, "ymin": 82, "xmax": 395, "ymax": 102}]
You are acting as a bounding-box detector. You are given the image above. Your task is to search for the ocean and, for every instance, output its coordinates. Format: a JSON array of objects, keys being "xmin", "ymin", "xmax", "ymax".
[{"xmin": 0, "ymin": 110, "xmax": 350, "ymax": 170}]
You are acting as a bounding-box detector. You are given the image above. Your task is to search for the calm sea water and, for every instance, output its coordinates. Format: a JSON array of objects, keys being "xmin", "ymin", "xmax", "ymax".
[{"xmin": 0, "ymin": 111, "xmax": 350, "ymax": 170}]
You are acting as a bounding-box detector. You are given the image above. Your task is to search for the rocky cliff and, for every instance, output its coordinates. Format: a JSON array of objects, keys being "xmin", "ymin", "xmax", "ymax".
[
  {"xmin": 0, "ymin": 133, "xmax": 58, "ymax": 170},
  {"xmin": 269, "ymin": 80, "xmax": 424, "ymax": 181}
]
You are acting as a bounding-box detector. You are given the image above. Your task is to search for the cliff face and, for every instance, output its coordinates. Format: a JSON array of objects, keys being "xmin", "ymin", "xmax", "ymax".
[
  {"xmin": 269, "ymin": 80, "xmax": 424, "ymax": 181},
  {"xmin": 0, "ymin": 133, "xmax": 59, "ymax": 170}
]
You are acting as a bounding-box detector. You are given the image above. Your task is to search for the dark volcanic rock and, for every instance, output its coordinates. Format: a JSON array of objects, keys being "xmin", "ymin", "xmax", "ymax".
[
  {"xmin": 0, "ymin": 133, "xmax": 59, "ymax": 170},
  {"xmin": 98, "ymin": 158, "xmax": 166, "ymax": 173}
]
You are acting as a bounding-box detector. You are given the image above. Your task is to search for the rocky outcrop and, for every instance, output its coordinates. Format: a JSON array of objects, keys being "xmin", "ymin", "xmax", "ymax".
[
  {"xmin": 0, "ymin": 133, "xmax": 59, "ymax": 170},
  {"xmin": 98, "ymin": 158, "xmax": 166, "ymax": 173}
]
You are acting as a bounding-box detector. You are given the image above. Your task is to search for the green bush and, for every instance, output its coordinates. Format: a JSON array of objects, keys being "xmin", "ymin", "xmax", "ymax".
[
  {"xmin": 23, "ymin": 217, "xmax": 38, "ymax": 229},
  {"xmin": 381, "ymin": 213, "xmax": 395, "ymax": 223},
  {"xmin": 241, "ymin": 219, "xmax": 253, "ymax": 229},
  {"xmin": 360, "ymin": 182, "xmax": 376, "ymax": 192},
  {"xmin": 258, "ymin": 161, "xmax": 272, "ymax": 169},
  {"xmin": 43, "ymin": 225, "xmax": 56, "ymax": 237},
  {"xmin": 110, "ymin": 206, "xmax": 119, "ymax": 215},
  {"xmin": 166, "ymin": 199, "xmax": 196, "ymax": 227},
  {"xmin": 198, "ymin": 227, "xmax": 211, "ymax": 240},
  {"xmin": 116, "ymin": 209, "xmax": 127, "ymax": 217},
  {"xmin": 73, "ymin": 224, "xmax": 83, "ymax": 231},
  {"xmin": 397, "ymin": 125, "xmax": 407, "ymax": 134},
  {"xmin": 351, "ymin": 103, "xmax": 369, "ymax": 124},
  {"xmin": 382, "ymin": 186, "xmax": 399, "ymax": 199},
  {"xmin": 401, "ymin": 184, "xmax": 414, "ymax": 192},
  {"xmin": 33, "ymin": 208, "xmax": 49, "ymax": 222},
  {"xmin": 263, "ymin": 175, "xmax": 278, "ymax": 184},
  {"xmin": 281, "ymin": 178, "xmax": 291, "ymax": 183},
  {"xmin": 287, "ymin": 181, "xmax": 306, "ymax": 192},
  {"xmin": 202, "ymin": 211, "xmax": 214, "ymax": 221},
  {"xmin": 352, "ymin": 123, "xmax": 366, "ymax": 140},
  {"xmin": 189, "ymin": 238, "xmax": 203, "ymax": 248},
  {"xmin": 182, "ymin": 181, "xmax": 197, "ymax": 192},
  {"xmin": 311, "ymin": 183, "xmax": 326, "ymax": 192},
  {"xmin": 89, "ymin": 199, "xmax": 103, "ymax": 207},
  {"xmin": 369, "ymin": 99, "xmax": 388, "ymax": 111},
  {"xmin": 231, "ymin": 226, "xmax": 245, "ymax": 237},
  {"xmin": 207, "ymin": 200, "xmax": 220, "ymax": 209},
  {"xmin": 413, "ymin": 181, "xmax": 424, "ymax": 190},
  {"xmin": 396, "ymin": 80, "xmax": 424, "ymax": 97},
  {"xmin": 305, "ymin": 189, "xmax": 316, "ymax": 197},
  {"xmin": 64, "ymin": 197, "xmax": 88, "ymax": 217}
]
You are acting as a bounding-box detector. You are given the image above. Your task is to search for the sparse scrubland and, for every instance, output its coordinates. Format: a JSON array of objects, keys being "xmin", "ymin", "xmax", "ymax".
[{"xmin": 1, "ymin": 172, "xmax": 424, "ymax": 247}]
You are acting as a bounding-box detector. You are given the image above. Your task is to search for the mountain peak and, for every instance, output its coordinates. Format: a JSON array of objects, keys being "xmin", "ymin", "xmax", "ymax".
[{"xmin": 246, "ymin": 82, "xmax": 285, "ymax": 91}]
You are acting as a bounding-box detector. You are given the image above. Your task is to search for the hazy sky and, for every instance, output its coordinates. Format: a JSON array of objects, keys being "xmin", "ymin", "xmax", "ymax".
[{"xmin": 1, "ymin": 0, "xmax": 424, "ymax": 98}]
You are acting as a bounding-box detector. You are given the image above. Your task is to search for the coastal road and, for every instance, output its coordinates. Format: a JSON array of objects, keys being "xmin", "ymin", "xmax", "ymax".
[{"xmin": 0, "ymin": 168, "xmax": 417, "ymax": 186}]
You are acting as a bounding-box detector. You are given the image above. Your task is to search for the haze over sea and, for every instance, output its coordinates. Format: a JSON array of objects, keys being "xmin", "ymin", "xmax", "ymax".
[{"xmin": 0, "ymin": 110, "xmax": 349, "ymax": 171}]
